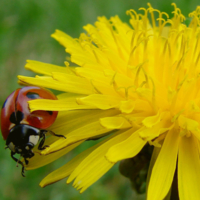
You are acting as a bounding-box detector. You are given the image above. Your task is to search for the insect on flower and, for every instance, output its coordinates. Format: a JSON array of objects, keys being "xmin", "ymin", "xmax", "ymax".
[
  {"xmin": 4, "ymin": 3, "xmax": 200, "ymax": 200},
  {"xmin": 1, "ymin": 86, "xmax": 65, "ymax": 176}
]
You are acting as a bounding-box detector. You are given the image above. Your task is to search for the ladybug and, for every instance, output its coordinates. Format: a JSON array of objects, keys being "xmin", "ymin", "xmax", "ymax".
[{"xmin": 1, "ymin": 86, "xmax": 65, "ymax": 176}]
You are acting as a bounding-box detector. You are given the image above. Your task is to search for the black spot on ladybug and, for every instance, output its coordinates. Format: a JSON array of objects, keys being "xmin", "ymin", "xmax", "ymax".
[
  {"xmin": 2, "ymin": 99, "xmax": 8, "ymax": 109},
  {"xmin": 16, "ymin": 111, "xmax": 24, "ymax": 123},
  {"xmin": 9, "ymin": 112, "xmax": 16, "ymax": 124},
  {"xmin": 26, "ymin": 92, "xmax": 40, "ymax": 99},
  {"xmin": 9, "ymin": 111, "xmax": 24, "ymax": 125},
  {"xmin": 47, "ymin": 111, "xmax": 53, "ymax": 115}
]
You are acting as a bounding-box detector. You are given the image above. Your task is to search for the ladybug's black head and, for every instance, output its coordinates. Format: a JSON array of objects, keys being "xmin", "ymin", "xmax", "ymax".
[
  {"xmin": 5, "ymin": 123, "xmax": 64, "ymax": 177},
  {"xmin": 6, "ymin": 124, "xmax": 41, "ymax": 176}
]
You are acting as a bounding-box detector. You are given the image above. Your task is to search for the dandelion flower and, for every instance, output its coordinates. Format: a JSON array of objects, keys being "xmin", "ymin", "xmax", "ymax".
[{"xmin": 18, "ymin": 3, "xmax": 200, "ymax": 200}]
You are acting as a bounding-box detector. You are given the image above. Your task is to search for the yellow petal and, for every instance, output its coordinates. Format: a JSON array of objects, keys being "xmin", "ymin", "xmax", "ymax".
[
  {"xmin": 42, "ymin": 121, "xmax": 109, "ymax": 155},
  {"xmin": 42, "ymin": 109, "xmax": 119, "ymax": 154},
  {"xmin": 136, "ymin": 88, "xmax": 153, "ymax": 102},
  {"xmin": 178, "ymin": 115, "xmax": 200, "ymax": 140},
  {"xmin": 103, "ymin": 69, "xmax": 137, "ymax": 89},
  {"xmin": 139, "ymin": 112, "xmax": 173, "ymax": 140},
  {"xmin": 178, "ymin": 115, "xmax": 199, "ymax": 131},
  {"xmin": 90, "ymin": 79, "xmax": 122, "ymax": 96},
  {"xmin": 26, "ymin": 141, "xmax": 83, "ymax": 170},
  {"xmin": 147, "ymin": 128, "xmax": 180, "ymax": 200},
  {"xmin": 119, "ymin": 99, "xmax": 152, "ymax": 114},
  {"xmin": 40, "ymin": 141, "xmax": 99, "ymax": 187},
  {"xmin": 25, "ymin": 60, "xmax": 71, "ymax": 76},
  {"xmin": 51, "ymin": 29, "xmax": 77, "ymax": 49},
  {"xmin": 52, "ymin": 30, "xmax": 106, "ymax": 70},
  {"xmin": 105, "ymin": 127, "xmax": 146, "ymax": 162},
  {"xmin": 142, "ymin": 111, "xmax": 162, "ymax": 128},
  {"xmin": 18, "ymin": 74, "xmax": 94, "ymax": 95},
  {"xmin": 75, "ymin": 67, "xmax": 121, "ymax": 96},
  {"xmin": 51, "ymin": 109, "xmax": 119, "ymax": 134},
  {"xmin": 67, "ymin": 130, "xmax": 127, "ymax": 192},
  {"xmin": 178, "ymin": 135, "xmax": 200, "ymax": 200},
  {"xmin": 77, "ymin": 94, "xmax": 122, "ymax": 109},
  {"xmin": 75, "ymin": 62, "xmax": 112, "ymax": 82},
  {"xmin": 28, "ymin": 98, "xmax": 95, "ymax": 112},
  {"xmin": 76, "ymin": 67, "xmax": 119, "ymax": 96},
  {"xmin": 52, "ymin": 72, "xmax": 95, "ymax": 94},
  {"xmin": 119, "ymin": 99, "xmax": 135, "ymax": 113},
  {"xmin": 100, "ymin": 116, "xmax": 132, "ymax": 129},
  {"xmin": 109, "ymin": 16, "xmax": 132, "ymax": 53}
]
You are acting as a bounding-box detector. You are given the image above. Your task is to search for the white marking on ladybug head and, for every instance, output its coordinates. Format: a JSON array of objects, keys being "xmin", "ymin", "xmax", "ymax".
[
  {"xmin": 29, "ymin": 135, "xmax": 40, "ymax": 146},
  {"xmin": 25, "ymin": 146, "xmax": 30, "ymax": 150},
  {"xmin": 8, "ymin": 142, "xmax": 15, "ymax": 152}
]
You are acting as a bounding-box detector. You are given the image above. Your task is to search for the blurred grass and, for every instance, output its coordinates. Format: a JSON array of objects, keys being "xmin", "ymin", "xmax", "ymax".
[{"xmin": 0, "ymin": 0, "xmax": 198, "ymax": 199}]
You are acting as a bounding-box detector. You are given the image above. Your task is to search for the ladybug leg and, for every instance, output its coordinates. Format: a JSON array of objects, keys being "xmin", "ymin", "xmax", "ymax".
[
  {"xmin": 38, "ymin": 130, "xmax": 66, "ymax": 151},
  {"xmin": 11, "ymin": 151, "xmax": 25, "ymax": 177},
  {"xmin": 24, "ymin": 157, "xmax": 29, "ymax": 165},
  {"xmin": 25, "ymin": 159, "xmax": 28, "ymax": 165},
  {"xmin": 48, "ymin": 130, "xmax": 66, "ymax": 139},
  {"xmin": 38, "ymin": 130, "xmax": 49, "ymax": 150},
  {"xmin": 21, "ymin": 166, "xmax": 25, "ymax": 177}
]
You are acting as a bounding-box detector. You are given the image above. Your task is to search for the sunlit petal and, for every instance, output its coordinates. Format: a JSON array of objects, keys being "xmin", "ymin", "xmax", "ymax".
[{"xmin": 178, "ymin": 135, "xmax": 200, "ymax": 200}]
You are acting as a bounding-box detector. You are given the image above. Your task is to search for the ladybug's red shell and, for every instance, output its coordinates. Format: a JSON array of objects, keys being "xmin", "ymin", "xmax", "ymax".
[
  {"xmin": 1, "ymin": 86, "xmax": 58, "ymax": 140},
  {"xmin": 1, "ymin": 89, "xmax": 20, "ymax": 140}
]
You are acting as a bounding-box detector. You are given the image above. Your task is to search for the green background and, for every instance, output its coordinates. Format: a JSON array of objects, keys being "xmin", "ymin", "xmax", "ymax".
[{"xmin": 0, "ymin": 0, "xmax": 198, "ymax": 199}]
